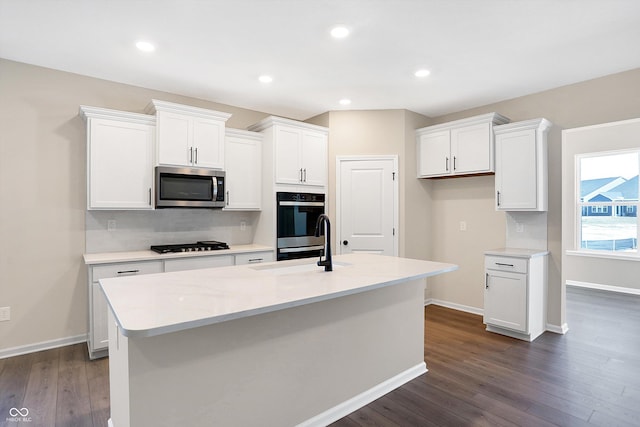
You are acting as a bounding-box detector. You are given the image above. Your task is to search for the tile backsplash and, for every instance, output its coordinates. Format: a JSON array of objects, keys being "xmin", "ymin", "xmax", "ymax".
[
  {"xmin": 505, "ymin": 211, "xmax": 548, "ymax": 251},
  {"xmin": 86, "ymin": 209, "xmax": 259, "ymax": 253}
]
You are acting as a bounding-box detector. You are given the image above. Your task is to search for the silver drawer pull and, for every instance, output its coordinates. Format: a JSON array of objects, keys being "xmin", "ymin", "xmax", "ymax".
[
  {"xmin": 117, "ymin": 269, "xmax": 140, "ymax": 275},
  {"xmin": 248, "ymin": 258, "xmax": 263, "ymax": 263},
  {"xmin": 495, "ymin": 263, "xmax": 514, "ymax": 267}
]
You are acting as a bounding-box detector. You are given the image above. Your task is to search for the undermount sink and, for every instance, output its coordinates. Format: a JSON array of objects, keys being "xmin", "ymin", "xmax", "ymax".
[{"xmin": 251, "ymin": 261, "xmax": 348, "ymax": 276}]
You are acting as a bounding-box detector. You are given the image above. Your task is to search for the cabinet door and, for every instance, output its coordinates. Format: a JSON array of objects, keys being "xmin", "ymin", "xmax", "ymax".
[
  {"xmin": 301, "ymin": 130, "xmax": 327, "ymax": 186},
  {"xmin": 495, "ymin": 129, "xmax": 538, "ymax": 210},
  {"xmin": 451, "ymin": 122, "xmax": 492, "ymax": 174},
  {"xmin": 224, "ymin": 135, "xmax": 262, "ymax": 210},
  {"xmin": 164, "ymin": 255, "xmax": 234, "ymax": 272},
  {"xmin": 156, "ymin": 111, "xmax": 192, "ymax": 166},
  {"xmin": 417, "ymin": 131, "xmax": 450, "ymax": 177},
  {"xmin": 88, "ymin": 118, "xmax": 154, "ymax": 209},
  {"xmin": 91, "ymin": 281, "xmax": 110, "ymax": 351},
  {"xmin": 274, "ymin": 126, "xmax": 303, "ymax": 184},
  {"xmin": 192, "ymin": 116, "xmax": 225, "ymax": 169},
  {"xmin": 484, "ymin": 270, "xmax": 527, "ymax": 333}
]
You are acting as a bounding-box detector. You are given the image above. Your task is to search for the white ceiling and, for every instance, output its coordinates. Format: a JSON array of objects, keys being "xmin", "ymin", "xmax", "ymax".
[{"xmin": 1, "ymin": 0, "xmax": 640, "ymax": 120}]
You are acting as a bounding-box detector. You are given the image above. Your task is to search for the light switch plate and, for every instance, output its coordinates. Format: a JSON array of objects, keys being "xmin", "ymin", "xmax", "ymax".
[{"xmin": 0, "ymin": 306, "xmax": 10, "ymax": 322}]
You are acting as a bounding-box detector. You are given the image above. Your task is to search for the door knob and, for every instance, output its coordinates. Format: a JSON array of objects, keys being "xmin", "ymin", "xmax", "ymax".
[{"xmin": 343, "ymin": 240, "xmax": 349, "ymax": 245}]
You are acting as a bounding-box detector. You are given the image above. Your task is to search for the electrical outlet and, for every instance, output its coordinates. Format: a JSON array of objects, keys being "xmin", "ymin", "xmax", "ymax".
[
  {"xmin": 107, "ymin": 220, "xmax": 117, "ymax": 232},
  {"xmin": 240, "ymin": 221, "xmax": 246, "ymax": 231},
  {"xmin": 0, "ymin": 306, "xmax": 10, "ymax": 322},
  {"xmin": 516, "ymin": 223, "xmax": 524, "ymax": 233},
  {"xmin": 459, "ymin": 221, "xmax": 467, "ymax": 232}
]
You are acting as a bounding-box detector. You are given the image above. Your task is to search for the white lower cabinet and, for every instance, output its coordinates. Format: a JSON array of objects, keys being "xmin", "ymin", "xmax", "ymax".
[
  {"xmin": 87, "ymin": 250, "xmax": 274, "ymax": 358},
  {"xmin": 88, "ymin": 260, "xmax": 163, "ymax": 359},
  {"xmin": 483, "ymin": 251, "xmax": 548, "ymax": 342}
]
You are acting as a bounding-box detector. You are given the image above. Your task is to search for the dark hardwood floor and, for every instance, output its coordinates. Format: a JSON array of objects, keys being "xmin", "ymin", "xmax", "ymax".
[{"xmin": 1, "ymin": 286, "xmax": 639, "ymax": 426}]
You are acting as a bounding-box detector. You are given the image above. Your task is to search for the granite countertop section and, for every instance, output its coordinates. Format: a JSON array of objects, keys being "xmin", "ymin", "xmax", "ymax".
[
  {"xmin": 83, "ymin": 244, "xmax": 274, "ymax": 265},
  {"xmin": 485, "ymin": 248, "xmax": 549, "ymax": 258},
  {"xmin": 100, "ymin": 253, "xmax": 458, "ymax": 338}
]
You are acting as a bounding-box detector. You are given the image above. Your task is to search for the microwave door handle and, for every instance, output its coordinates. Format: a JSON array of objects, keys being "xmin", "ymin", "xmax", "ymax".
[{"xmin": 212, "ymin": 177, "xmax": 218, "ymax": 201}]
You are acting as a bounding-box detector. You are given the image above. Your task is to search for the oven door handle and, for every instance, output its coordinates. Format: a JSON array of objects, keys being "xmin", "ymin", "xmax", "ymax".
[
  {"xmin": 278, "ymin": 201, "xmax": 325, "ymax": 207},
  {"xmin": 279, "ymin": 245, "xmax": 325, "ymax": 253}
]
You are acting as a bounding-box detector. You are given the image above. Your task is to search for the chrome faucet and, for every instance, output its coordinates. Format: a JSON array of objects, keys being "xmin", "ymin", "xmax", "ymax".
[{"xmin": 314, "ymin": 214, "xmax": 333, "ymax": 271}]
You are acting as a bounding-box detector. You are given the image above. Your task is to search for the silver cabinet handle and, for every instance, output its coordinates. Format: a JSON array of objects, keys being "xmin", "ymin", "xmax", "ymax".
[
  {"xmin": 195, "ymin": 147, "xmax": 198, "ymax": 164},
  {"xmin": 485, "ymin": 273, "xmax": 489, "ymax": 289},
  {"xmin": 299, "ymin": 168, "xmax": 303, "ymax": 182},
  {"xmin": 226, "ymin": 190, "xmax": 229, "ymax": 206},
  {"xmin": 148, "ymin": 188, "xmax": 152, "ymax": 206},
  {"xmin": 497, "ymin": 191, "xmax": 501, "ymax": 206},
  {"xmin": 117, "ymin": 269, "xmax": 140, "ymax": 275},
  {"xmin": 495, "ymin": 262, "xmax": 514, "ymax": 267},
  {"xmin": 445, "ymin": 157, "xmax": 449, "ymax": 171},
  {"xmin": 453, "ymin": 156, "xmax": 457, "ymax": 171},
  {"xmin": 247, "ymin": 258, "xmax": 263, "ymax": 263},
  {"xmin": 303, "ymin": 168, "xmax": 307, "ymax": 182},
  {"xmin": 189, "ymin": 147, "xmax": 193, "ymax": 164}
]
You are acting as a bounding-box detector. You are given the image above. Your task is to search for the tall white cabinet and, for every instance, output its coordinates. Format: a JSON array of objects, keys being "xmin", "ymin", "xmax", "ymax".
[
  {"xmin": 416, "ymin": 113, "xmax": 510, "ymax": 178},
  {"xmin": 495, "ymin": 118, "xmax": 552, "ymax": 211},
  {"xmin": 146, "ymin": 99, "xmax": 231, "ymax": 169},
  {"xmin": 80, "ymin": 106, "xmax": 156, "ymax": 210},
  {"xmin": 484, "ymin": 249, "xmax": 548, "ymax": 342},
  {"xmin": 224, "ymin": 128, "xmax": 263, "ymax": 210}
]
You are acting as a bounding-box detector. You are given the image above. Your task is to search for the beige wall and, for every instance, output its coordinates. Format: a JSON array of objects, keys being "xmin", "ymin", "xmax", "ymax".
[{"xmin": 0, "ymin": 59, "xmax": 270, "ymax": 353}]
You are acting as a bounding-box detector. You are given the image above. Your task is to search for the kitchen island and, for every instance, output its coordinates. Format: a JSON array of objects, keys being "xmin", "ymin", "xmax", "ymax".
[{"xmin": 101, "ymin": 253, "xmax": 457, "ymax": 427}]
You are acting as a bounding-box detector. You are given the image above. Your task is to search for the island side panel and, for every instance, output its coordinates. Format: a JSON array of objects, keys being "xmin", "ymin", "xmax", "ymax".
[{"xmin": 109, "ymin": 279, "xmax": 426, "ymax": 427}]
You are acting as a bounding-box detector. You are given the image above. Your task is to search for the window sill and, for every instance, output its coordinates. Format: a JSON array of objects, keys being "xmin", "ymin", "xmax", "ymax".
[{"xmin": 566, "ymin": 249, "xmax": 640, "ymax": 262}]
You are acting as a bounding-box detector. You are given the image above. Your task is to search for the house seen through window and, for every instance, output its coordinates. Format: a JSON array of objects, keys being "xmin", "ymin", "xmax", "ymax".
[{"xmin": 578, "ymin": 150, "xmax": 639, "ymax": 252}]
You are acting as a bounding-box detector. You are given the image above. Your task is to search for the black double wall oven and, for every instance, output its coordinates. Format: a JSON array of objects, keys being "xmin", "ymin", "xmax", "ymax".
[{"xmin": 276, "ymin": 192, "xmax": 326, "ymax": 261}]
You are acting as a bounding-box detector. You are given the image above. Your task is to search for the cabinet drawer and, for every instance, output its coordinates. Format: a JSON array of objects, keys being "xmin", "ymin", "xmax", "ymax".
[
  {"xmin": 485, "ymin": 256, "xmax": 527, "ymax": 274},
  {"xmin": 92, "ymin": 260, "xmax": 163, "ymax": 281},
  {"xmin": 235, "ymin": 252, "xmax": 274, "ymax": 265},
  {"xmin": 164, "ymin": 255, "xmax": 234, "ymax": 272}
]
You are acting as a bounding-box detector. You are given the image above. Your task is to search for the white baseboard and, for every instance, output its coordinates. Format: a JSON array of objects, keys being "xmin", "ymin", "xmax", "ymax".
[
  {"xmin": 0, "ymin": 334, "xmax": 86, "ymax": 360},
  {"xmin": 546, "ymin": 323, "xmax": 569, "ymax": 334},
  {"xmin": 566, "ymin": 280, "xmax": 640, "ymax": 296},
  {"xmin": 297, "ymin": 362, "xmax": 427, "ymax": 427},
  {"xmin": 425, "ymin": 298, "xmax": 484, "ymax": 316}
]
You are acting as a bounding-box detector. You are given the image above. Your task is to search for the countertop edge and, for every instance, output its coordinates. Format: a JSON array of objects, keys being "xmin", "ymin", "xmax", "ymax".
[
  {"xmin": 84, "ymin": 244, "xmax": 274, "ymax": 265},
  {"xmin": 484, "ymin": 248, "xmax": 549, "ymax": 258}
]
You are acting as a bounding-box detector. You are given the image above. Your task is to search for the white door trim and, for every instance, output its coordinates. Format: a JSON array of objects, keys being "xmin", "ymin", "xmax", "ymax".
[{"xmin": 335, "ymin": 155, "xmax": 399, "ymax": 256}]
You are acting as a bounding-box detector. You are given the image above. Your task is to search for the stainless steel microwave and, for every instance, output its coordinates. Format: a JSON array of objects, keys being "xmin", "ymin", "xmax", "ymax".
[{"xmin": 155, "ymin": 166, "xmax": 225, "ymax": 208}]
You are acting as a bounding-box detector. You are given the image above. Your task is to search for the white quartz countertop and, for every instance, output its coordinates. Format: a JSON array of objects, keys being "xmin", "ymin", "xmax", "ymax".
[
  {"xmin": 83, "ymin": 244, "xmax": 273, "ymax": 265},
  {"xmin": 484, "ymin": 248, "xmax": 549, "ymax": 258},
  {"xmin": 100, "ymin": 254, "xmax": 458, "ymax": 338}
]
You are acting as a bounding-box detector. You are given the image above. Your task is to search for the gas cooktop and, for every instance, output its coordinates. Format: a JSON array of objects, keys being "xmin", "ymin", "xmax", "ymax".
[{"xmin": 150, "ymin": 240, "xmax": 230, "ymax": 254}]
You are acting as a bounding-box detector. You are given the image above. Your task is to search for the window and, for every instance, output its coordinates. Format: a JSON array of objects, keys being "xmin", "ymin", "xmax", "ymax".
[{"xmin": 577, "ymin": 150, "xmax": 639, "ymax": 253}]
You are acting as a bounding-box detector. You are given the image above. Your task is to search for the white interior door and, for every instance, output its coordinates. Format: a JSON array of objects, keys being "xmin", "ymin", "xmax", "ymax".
[{"xmin": 337, "ymin": 157, "xmax": 398, "ymax": 255}]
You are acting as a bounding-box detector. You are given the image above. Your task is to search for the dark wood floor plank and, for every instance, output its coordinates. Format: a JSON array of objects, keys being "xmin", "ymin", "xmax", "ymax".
[
  {"xmin": 22, "ymin": 348, "xmax": 60, "ymax": 427},
  {"xmin": 86, "ymin": 357, "xmax": 110, "ymax": 427},
  {"xmin": 0, "ymin": 352, "xmax": 33, "ymax": 427},
  {"xmin": 55, "ymin": 344, "xmax": 93, "ymax": 427}
]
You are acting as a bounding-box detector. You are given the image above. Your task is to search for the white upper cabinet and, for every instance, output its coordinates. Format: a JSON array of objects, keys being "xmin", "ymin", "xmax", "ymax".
[
  {"xmin": 249, "ymin": 116, "xmax": 328, "ymax": 188},
  {"xmin": 495, "ymin": 118, "xmax": 551, "ymax": 211},
  {"xmin": 416, "ymin": 113, "xmax": 510, "ymax": 178},
  {"xmin": 80, "ymin": 106, "xmax": 156, "ymax": 210},
  {"xmin": 146, "ymin": 100, "xmax": 231, "ymax": 169},
  {"xmin": 224, "ymin": 129, "xmax": 263, "ymax": 210}
]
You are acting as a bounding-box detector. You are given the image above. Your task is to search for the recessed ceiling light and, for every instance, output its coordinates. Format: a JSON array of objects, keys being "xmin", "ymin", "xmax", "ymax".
[
  {"xmin": 330, "ymin": 26, "xmax": 350, "ymax": 39},
  {"xmin": 135, "ymin": 40, "xmax": 155, "ymax": 52},
  {"xmin": 414, "ymin": 69, "xmax": 431, "ymax": 78},
  {"xmin": 258, "ymin": 75, "xmax": 273, "ymax": 83},
  {"xmin": 339, "ymin": 98, "xmax": 352, "ymax": 106}
]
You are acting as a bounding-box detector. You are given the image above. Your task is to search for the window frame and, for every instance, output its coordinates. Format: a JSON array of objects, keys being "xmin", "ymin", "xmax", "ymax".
[{"xmin": 575, "ymin": 148, "xmax": 640, "ymax": 256}]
